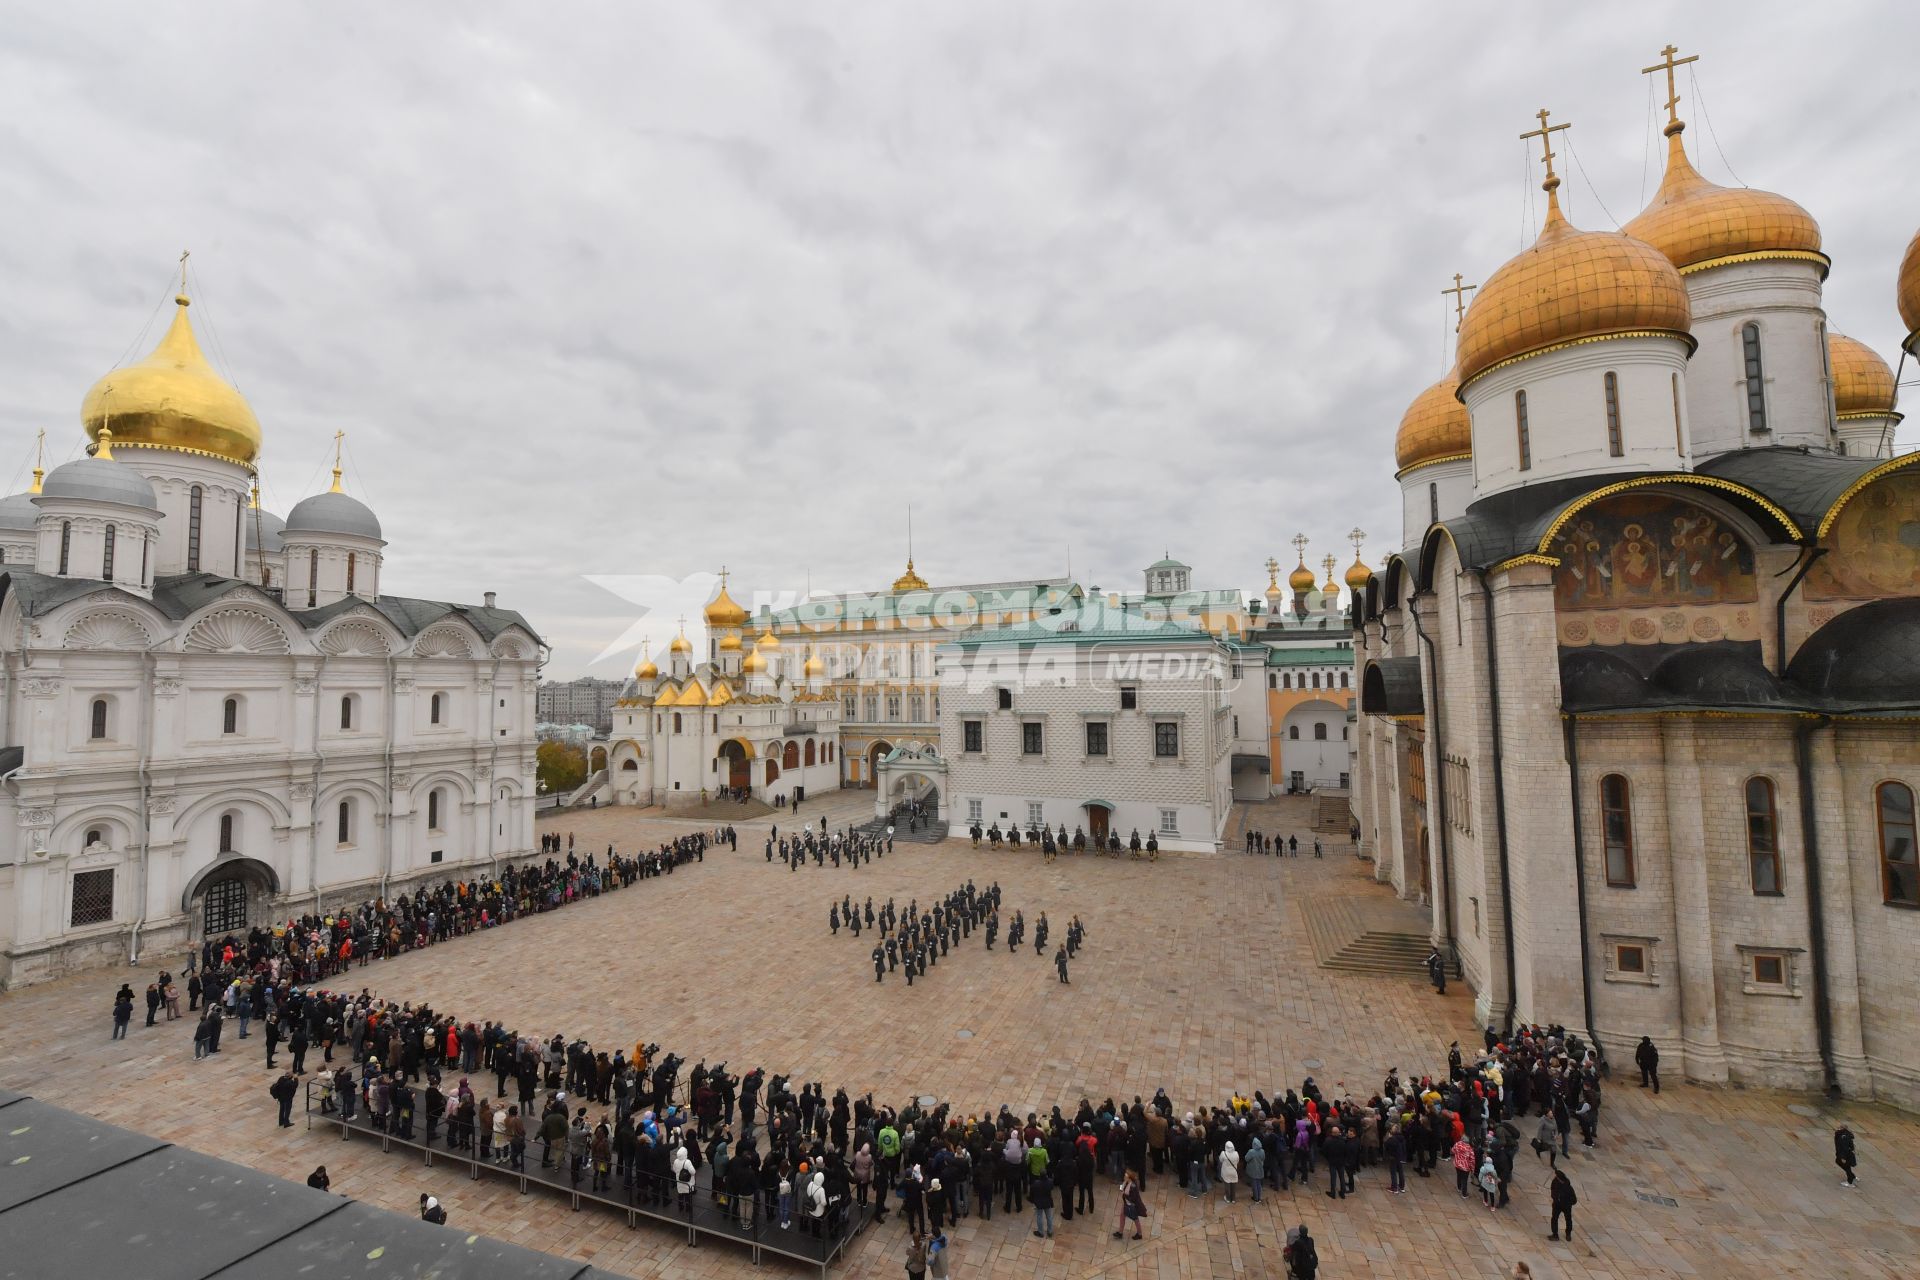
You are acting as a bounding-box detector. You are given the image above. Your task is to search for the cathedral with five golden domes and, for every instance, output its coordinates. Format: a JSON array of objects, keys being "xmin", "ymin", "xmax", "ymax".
[
  {"xmin": 0, "ymin": 281, "xmax": 541, "ymax": 987},
  {"xmin": 1354, "ymin": 47, "xmax": 1920, "ymax": 1109}
]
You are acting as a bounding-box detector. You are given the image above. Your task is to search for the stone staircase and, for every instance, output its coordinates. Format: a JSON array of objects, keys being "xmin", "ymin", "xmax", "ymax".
[{"xmin": 1302, "ymin": 895, "xmax": 1438, "ymax": 978}]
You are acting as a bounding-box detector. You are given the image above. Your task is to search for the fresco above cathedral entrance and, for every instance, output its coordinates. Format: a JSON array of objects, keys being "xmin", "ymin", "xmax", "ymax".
[
  {"xmin": 1805, "ymin": 470, "xmax": 1920, "ymax": 601},
  {"xmin": 1553, "ymin": 492, "xmax": 1760, "ymax": 647}
]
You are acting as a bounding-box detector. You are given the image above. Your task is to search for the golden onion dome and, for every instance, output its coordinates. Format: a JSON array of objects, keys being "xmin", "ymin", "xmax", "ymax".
[
  {"xmin": 634, "ymin": 654, "xmax": 659, "ymax": 680},
  {"xmin": 742, "ymin": 649, "xmax": 767, "ymax": 675},
  {"xmin": 1263, "ymin": 576, "xmax": 1283, "ymax": 601},
  {"xmin": 892, "ymin": 558, "xmax": 929, "ymax": 592},
  {"xmin": 1395, "ymin": 371, "xmax": 1471, "ymax": 471},
  {"xmin": 803, "ymin": 649, "xmax": 825, "ymax": 677},
  {"xmin": 1287, "ymin": 561, "xmax": 1315, "ymax": 592},
  {"xmin": 1622, "ymin": 127, "xmax": 1823, "ymax": 278},
  {"xmin": 755, "ymin": 626, "xmax": 781, "ymax": 650},
  {"xmin": 1344, "ymin": 558, "xmax": 1373, "ymax": 591},
  {"xmin": 1899, "ymin": 227, "xmax": 1920, "ymax": 348},
  {"xmin": 1827, "ymin": 332, "xmax": 1897, "ymax": 417},
  {"xmin": 703, "ymin": 584, "xmax": 749, "ymax": 627},
  {"xmin": 1458, "ymin": 191, "xmax": 1690, "ymax": 386},
  {"xmin": 668, "ymin": 632, "xmax": 692, "ymax": 654},
  {"xmin": 718, "ymin": 632, "xmax": 742, "ymax": 651},
  {"xmin": 81, "ymin": 294, "xmax": 262, "ymax": 466}
]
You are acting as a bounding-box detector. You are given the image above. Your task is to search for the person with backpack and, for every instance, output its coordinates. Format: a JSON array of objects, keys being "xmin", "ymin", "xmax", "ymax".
[
  {"xmin": 1834, "ymin": 1125, "xmax": 1858, "ymax": 1187},
  {"xmin": 1285, "ymin": 1225, "xmax": 1319, "ymax": 1278},
  {"xmin": 419, "ymin": 1194, "xmax": 447, "ymax": 1225}
]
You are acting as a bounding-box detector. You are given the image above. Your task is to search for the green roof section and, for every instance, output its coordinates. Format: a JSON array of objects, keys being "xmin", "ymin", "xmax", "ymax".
[{"xmin": 1265, "ymin": 645, "xmax": 1357, "ymax": 666}]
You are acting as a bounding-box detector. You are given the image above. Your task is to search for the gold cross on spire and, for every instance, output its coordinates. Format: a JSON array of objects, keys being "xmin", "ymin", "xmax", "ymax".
[
  {"xmin": 329, "ymin": 429, "xmax": 345, "ymax": 493},
  {"xmin": 1349, "ymin": 526, "xmax": 1367, "ymax": 557},
  {"xmin": 178, "ymin": 249, "xmax": 190, "ymax": 295},
  {"xmin": 31, "ymin": 428, "xmax": 45, "ymax": 493},
  {"xmin": 1642, "ymin": 43, "xmax": 1698, "ymax": 136},
  {"xmin": 1520, "ymin": 107, "xmax": 1570, "ymax": 194},
  {"xmin": 718, "ymin": 565, "xmax": 729, "ymax": 591},
  {"xmin": 1442, "ymin": 273, "xmax": 1477, "ymax": 333},
  {"xmin": 1291, "ymin": 531, "xmax": 1309, "ymax": 565},
  {"xmin": 1265, "ymin": 556, "xmax": 1280, "ymax": 585},
  {"xmin": 1322, "ymin": 553, "xmax": 1337, "ymax": 580}
]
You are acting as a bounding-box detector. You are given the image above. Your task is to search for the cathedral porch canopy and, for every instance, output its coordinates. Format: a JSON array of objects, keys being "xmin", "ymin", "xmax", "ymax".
[{"xmin": 1361, "ymin": 657, "xmax": 1424, "ymax": 717}]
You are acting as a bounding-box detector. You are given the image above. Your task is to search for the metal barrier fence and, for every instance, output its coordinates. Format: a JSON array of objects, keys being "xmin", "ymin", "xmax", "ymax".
[{"xmin": 307, "ymin": 1088, "xmax": 874, "ymax": 1276}]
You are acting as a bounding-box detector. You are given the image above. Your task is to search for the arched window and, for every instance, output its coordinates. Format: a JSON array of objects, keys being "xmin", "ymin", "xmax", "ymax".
[
  {"xmin": 1603, "ymin": 371, "xmax": 1623, "ymax": 456},
  {"xmin": 102, "ymin": 524, "xmax": 116, "ymax": 579},
  {"xmin": 1836, "ymin": 440, "xmax": 1847, "ymax": 456},
  {"xmin": 58, "ymin": 520, "xmax": 71, "ymax": 575},
  {"xmin": 339, "ymin": 695, "xmax": 354, "ymax": 730},
  {"xmin": 430, "ymin": 692, "xmax": 443, "ymax": 725},
  {"xmin": 1312, "ymin": 722, "xmax": 1327, "ymax": 741},
  {"xmin": 187, "ymin": 485, "xmax": 204, "ymax": 572},
  {"xmin": 1429, "ymin": 482, "xmax": 1439, "ymax": 525},
  {"xmin": 672, "ymin": 712, "xmax": 682, "ymax": 733},
  {"xmin": 805, "ymin": 739, "xmax": 817, "ymax": 766},
  {"xmin": 1515, "ymin": 389, "xmax": 1532, "ymax": 470},
  {"xmin": 1311, "ymin": 672, "xmax": 1320, "ymax": 689},
  {"xmin": 89, "ymin": 698, "xmax": 108, "ymax": 741},
  {"xmin": 141, "ymin": 536, "xmax": 149, "ymax": 586},
  {"xmin": 1288, "ymin": 725, "xmax": 1300, "ymax": 740},
  {"xmin": 337, "ymin": 799, "xmax": 352, "ymax": 845},
  {"xmin": 1672, "ymin": 372, "xmax": 1684, "ymax": 454},
  {"xmin": 621, "ymin": 759, "xmax": 638, "ymax": 771},
  {"xmin": 85, "ymin": 827, "xmax": 104, "ymax": 848},
  {"xmin": 1745, "ymin": 776, "xmax": 1782, "ymax": 895},
  {"xmin": 783, "ymin": 741, "xmax": 800, "ymax": 769},
  {"xmin": 308, "ymin": 548, "xmax": 319, "ymax": 608},
  {"xmin": 1340, "ymin": 671, "xmax": 1350, "ymax": 689},
  {"xmin": 1282, "ymin": 673, "xmax": 1291, "ymax": 690},
  {"xmin": 219, "ymin": 812, "xmax": 236, "ymax": 853},
  {"xmin": 427, "ymin": 788, "xmax": 442, "ymax": 831},
  {"xmin": 1601, "ymin": 773, "xmax": 1635, "ymax": 887},
  {"xmin": 1742, "ymin": 323, "xmax": 1768, "ymax": 433},
  {"xmin": 346, "ymin": 551, "xmax": 357, "ymax": 594},
  {"xmin": 1878, "ymin": 781, "xmax": 1918, "ymax": 906},
  {"xmin": 222, "ymin": 697, "xmax": 239, "ymax": 735}
]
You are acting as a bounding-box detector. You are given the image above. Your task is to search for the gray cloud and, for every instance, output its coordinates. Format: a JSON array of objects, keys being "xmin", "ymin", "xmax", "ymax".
[{"xmin": 0, "ymin": 0, "xmax": 1910, "ymax": 676}]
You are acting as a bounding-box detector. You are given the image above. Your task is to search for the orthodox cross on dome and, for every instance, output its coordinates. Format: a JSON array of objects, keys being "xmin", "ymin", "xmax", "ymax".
[
  {"xmin": 1441, "ymin": 274, "xmax": 1477, "ymax": 333},
  {"xmin": 1520, "ymin": 107, "xmax": 1570, "ymax": 195},
  {"xmin": 1265, "ymin": 556, "xmax": 1280, "ymax": 585},
  {"xmin": 1349, "ymin": 526, "xmax": 1367, "ymax": 558},
  {"xmin": 178, "ymin": 248, "xmax": 190, "ymax": 295},
  {"xmin": 1322, "ymin": 553, "xmax": 1337, "ymax": 580},
  {"xmin": 1642, "ymin": 43, "xmax": 1699, "ymax": 136},
  {"xmin": 718, "ymin": 565, "xmax": 730, "ymax": 590},
  {"xmin": 1291, "ymin": 531, "xmax": 1309, "ymax": 566},
  {"xmin": 330, "ymin": 429, "xmax": 346, "ymax": 493},
  {"xmin": 31, "ymin": 428, "xmax": 44, "ymax": 493}
]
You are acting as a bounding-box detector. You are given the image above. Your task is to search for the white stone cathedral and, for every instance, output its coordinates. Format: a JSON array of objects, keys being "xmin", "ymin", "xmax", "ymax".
[
  {"xmin": 0, "ymin": 286, "xmax": 541, "ymax": 987},
  {"xmin": 1353, "ymin": 51, "xmax": 1920, "ymax": 1110}
]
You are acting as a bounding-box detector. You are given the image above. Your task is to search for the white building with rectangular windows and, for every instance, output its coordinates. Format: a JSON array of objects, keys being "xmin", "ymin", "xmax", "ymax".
[{"xmin": 939, "ymin": 609, "xmax": 1234, "ymax": 852}]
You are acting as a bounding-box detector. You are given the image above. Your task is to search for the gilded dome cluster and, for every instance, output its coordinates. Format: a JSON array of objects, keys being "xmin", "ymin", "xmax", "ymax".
[
  {"xmin": 81, "ymin": 295, "xmax": 262, "ymax": 466},
  {"xmin": 1622, "ymin": 129, "xmax": 1824, "ymax": 276},
  {"xmin": 1456, "ymin": 195, "xmax": 1691, "ymax": 386},
  {"xmin": 1900, "ymin": 227, "xmax": 1920, "ymax": 350},
  {"xmin": 1394, "ymin": 371, "xmax": 1471, "ymax": 471},
  {"xmin": 1827, "ymin": 332, "xmax": 1898, "ymax": 418}
]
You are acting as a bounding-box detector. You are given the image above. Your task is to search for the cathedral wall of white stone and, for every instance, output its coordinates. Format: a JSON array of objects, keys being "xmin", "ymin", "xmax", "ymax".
[
  {"xmin": 130, "ymin": 451, "xmax": 251, "ymax": 579},
  {"xmin": 1466, "ymin": 336, "xmax": 1691, "ymax": 499},
  {"xmin": 1399, "ymin": 456, "xmax": 1472, "ymax": 549},
  {"xmin": 1681, "ymin": 259, "xmax": 1834, "ymax": 457}
]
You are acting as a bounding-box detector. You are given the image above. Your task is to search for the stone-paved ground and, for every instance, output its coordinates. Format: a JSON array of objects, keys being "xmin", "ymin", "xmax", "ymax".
[{"xmin": 2, "ymin": 795, "xmax": 1916, "ymax": 1279}]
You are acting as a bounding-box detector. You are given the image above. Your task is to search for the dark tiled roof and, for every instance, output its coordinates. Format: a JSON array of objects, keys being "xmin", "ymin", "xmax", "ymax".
[{"xmin": 0, "ymin": 570, "xmax": 540, "ymax": 645}]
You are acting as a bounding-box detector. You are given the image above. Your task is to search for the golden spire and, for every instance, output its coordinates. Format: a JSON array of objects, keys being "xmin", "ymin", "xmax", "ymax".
[
  {"xmin": 1287, "ymin": 532, "xmax": 1315, "ymax": 593},
  {"xmin": 1442, "ymin": 273, "xmax": 1477, "ymax": 333},
  {"xmin": 329, "ymin": 429, "xmax": 345, "ymax": 493},
  {"xmin": 30, "ymin": 428, "xmax": 44, "ymax": 493},
  {"xmin": 1642, "ymin": 43, "xmax": 1699, "ymax": 139},
  {"xmin": 250, "ymin": 479, "xmax": 260, "ymax": 510},
  {"xmin": 96, "ymin": 426, "xmax": 116, "ymax": 460},
  {"xmin": 1520, "ymin": 107, "xmax": 1572, "ymax": 225}
]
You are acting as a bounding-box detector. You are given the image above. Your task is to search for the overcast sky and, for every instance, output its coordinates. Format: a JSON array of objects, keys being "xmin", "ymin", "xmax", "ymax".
[{"xmin": 2, "ymin": 1, "xmax": 1912, "ymax": 677}]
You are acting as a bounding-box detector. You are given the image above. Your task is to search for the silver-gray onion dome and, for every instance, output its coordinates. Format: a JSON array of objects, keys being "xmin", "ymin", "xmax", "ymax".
[
  {"xmin": 284, "ymin": 490, "xmax": 381, "ymax": 540},
  {"xmin": 35, "ymin": 456, "xmax": 159, "ymax": 511}
]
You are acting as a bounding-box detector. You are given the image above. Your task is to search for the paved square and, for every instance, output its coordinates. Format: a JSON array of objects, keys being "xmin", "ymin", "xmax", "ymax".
[{"xmin": 1, "ymin": 795, "xmax": 1915, "ymax": 1279}]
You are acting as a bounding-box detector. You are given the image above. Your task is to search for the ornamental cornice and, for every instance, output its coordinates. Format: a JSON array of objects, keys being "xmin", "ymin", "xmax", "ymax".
[
  {"xmin": 22, "ymin": 676, "xmax": 60, "ymax": 698},
  {"xmin": 146, "ymin": 794, "xmax": 176, "ymax": 816},
  {"xmin": 153, "ymin": 676, "xmax": 184, "ymax": 698}
]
